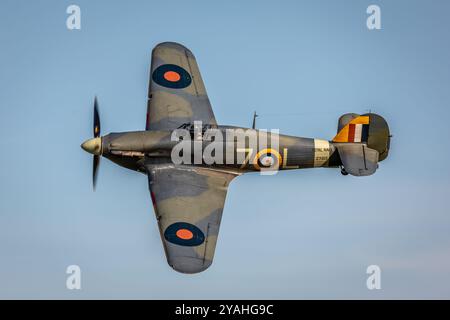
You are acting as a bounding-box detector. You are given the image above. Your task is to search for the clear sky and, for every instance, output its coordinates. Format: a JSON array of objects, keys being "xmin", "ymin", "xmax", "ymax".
[{"xmin": 1, "ymin": 0, "xmax": 449, "ymax": 299}]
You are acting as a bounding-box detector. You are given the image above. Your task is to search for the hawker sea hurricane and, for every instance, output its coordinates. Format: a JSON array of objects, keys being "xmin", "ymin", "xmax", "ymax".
[{"xmin": 81, "ymin": 42, "xmax": 391, "ymax": 274}]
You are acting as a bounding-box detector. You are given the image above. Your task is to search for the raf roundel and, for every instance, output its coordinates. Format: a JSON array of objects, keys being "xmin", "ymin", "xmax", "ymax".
[
  {"xmin": 164, "ymin": 222, "xmax": 205, "ymax": 247},
  {"xmin": 152, "ymin": 64, "xmax": 192, "ymax": 89},
  {"xmin": 253, "ymin": 148, "xmax": 282, "ymax": 171}
]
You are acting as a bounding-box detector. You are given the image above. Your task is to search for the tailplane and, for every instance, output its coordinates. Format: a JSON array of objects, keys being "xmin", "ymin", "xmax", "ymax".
[{"xmin": 332, "ymin": 113, "xmax": 390, "ymax": 176}]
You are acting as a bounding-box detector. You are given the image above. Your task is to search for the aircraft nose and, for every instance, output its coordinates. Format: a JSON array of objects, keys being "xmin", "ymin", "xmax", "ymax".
[{"xmin": 81, "ymin": 137, "xmax": 102, "ymax": 155}]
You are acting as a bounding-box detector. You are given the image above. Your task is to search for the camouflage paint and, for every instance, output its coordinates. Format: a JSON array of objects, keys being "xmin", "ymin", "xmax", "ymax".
[{"xmin": 82, "ymin": 42, "xmax": 390, "ymax": 273}]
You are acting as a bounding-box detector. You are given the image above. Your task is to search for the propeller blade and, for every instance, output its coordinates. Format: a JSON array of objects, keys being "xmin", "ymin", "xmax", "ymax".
[
  {"xmin": 93, "ymin": 96, "xmax": 101, "ymax": 138},
  {"xmin": 93, "ymin": 96, "xmax": 101, "ymax": 190},
  {"xmin": 93, "ymin": 155, "xmax": 100, "ymax": 190}
]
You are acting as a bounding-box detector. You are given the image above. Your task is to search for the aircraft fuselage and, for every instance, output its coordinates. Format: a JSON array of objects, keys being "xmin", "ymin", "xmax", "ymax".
[{"xmin": 94, "ymin": 126, "xmax": 341, "ymax": 174}]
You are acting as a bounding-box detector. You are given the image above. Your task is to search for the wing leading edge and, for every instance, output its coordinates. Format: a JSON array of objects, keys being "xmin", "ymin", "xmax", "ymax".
[{"xmin": 146, "ymin": 165, "xmax": 237, "ymax": 273}]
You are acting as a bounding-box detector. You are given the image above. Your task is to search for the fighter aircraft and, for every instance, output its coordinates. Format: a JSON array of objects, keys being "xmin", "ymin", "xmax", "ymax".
[{"xmin": 81, "ymin": 42, "xmax": 390, "ymax": 274}]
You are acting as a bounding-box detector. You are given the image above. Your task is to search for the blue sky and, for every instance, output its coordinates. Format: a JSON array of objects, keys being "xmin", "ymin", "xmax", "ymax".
[{"xmin": 1, "ymin": 0, "xmax": 450, "ymax": 299}]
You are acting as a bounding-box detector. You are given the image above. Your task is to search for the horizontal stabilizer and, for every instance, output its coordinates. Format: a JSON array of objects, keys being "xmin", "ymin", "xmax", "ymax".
[{"xmin": 336, "ymin": 143, "xmax": 379, "ymax": 176}]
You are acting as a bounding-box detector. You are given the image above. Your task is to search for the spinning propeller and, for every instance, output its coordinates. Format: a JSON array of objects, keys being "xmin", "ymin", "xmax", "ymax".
[{"xmin": 81, "ymin": 97, "xmax": 102, "ymax": 190}]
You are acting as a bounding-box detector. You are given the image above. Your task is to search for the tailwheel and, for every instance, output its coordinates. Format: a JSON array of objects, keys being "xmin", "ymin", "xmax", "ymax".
[{"xmin": 340, "ymin": 167, "xmax": 349, "ymax": 176}]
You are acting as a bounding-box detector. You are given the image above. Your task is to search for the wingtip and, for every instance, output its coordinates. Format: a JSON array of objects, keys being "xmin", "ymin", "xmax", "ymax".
[
  {"xmin": 168, "ymin": 258, "xmax": 212, "ymax": 274},
  {"xmin": 152, "ymin": 41, "xmax": 194, "ymax": 57}
]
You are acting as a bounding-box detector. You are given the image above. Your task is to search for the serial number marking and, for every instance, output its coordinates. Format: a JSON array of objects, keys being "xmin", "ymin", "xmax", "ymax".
[{"xmin": 219, "ymin": 304, "xmax": 274, "ymax": 316}]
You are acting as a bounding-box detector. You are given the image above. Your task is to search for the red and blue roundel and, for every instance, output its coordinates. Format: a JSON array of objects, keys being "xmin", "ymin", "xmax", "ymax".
[
  {"xmin": 152, "ymin": 64, "xmax": 192, "ymax": 89},
  {"xmin": 164, "ymin": 222, "xmax": 205, "ymax": 246}
]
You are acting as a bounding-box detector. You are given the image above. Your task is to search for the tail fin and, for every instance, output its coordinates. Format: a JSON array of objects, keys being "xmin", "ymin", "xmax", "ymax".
[
  {"xmin": 332, "ymin": 113, "xmax": 390, "ymax": 176},
  {"xmin": 333, "ymin": 115, "xmax": 370, "ymax": 144},
  {"xmin": 333, "ymin": 113, "xmax": 390, "ymax": 161}
]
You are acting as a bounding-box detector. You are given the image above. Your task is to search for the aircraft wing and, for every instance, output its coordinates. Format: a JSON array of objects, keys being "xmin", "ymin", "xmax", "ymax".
[
  {"xmin": 146, "ymin": 164, "xmax": 237, "ymax": 273},
  {"xmin": 146, "ymin": 42, "xmax": 217, "ymax": 130}
]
